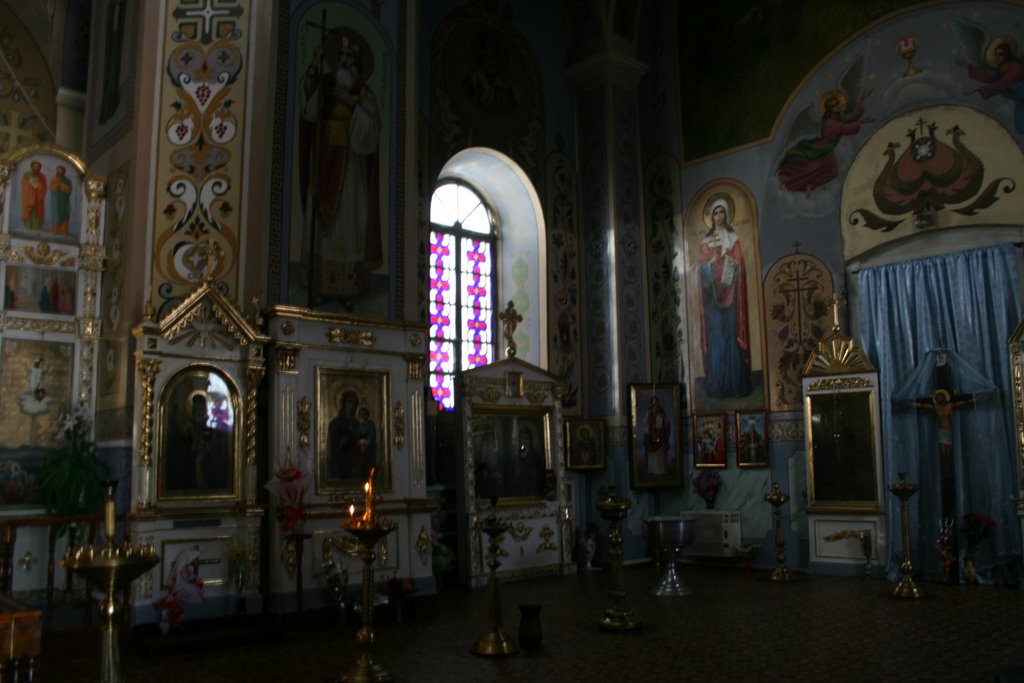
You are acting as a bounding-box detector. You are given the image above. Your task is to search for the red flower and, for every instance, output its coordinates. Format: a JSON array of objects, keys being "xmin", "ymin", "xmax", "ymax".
[
  {"xmin": 265, "ymin": 455, "xmax": 312, "ymax": 533},
  {"xmin": 962, "ymin": 512, "xmax": 997, "ymax": 558},
  {"xmin": 276, "ymin": 466, "xmax": 303, "ymax": 483},
  {"xmin": 155, "ymin": 596, "xmax": 185, "ymax": 628},
  {"xmin": 281, "ymin": 504, "xmax": 310, "ymax": 534}
]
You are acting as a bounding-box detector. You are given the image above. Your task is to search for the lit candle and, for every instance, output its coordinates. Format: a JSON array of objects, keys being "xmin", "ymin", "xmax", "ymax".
[
  {"xmin": 349, "ymin": 504, "xmax": 355, "ymax": 519},
  {"xmin": 362, "ymin": 467, "xmax": 376, "ymax": 524},
  {"xmin": 363, "ymin": 482, "xmax": 370, "ymax": 521},
  {"xmin": 104, "ymin": 493, "xmax": 115, "ymax": 542}
]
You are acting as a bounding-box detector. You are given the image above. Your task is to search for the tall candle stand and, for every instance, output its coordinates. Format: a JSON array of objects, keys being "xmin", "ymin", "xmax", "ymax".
[
  {"xmin": 64, "ymin": 481, "xmax": 159, "ymax": 683},
  {"xmin": 472, "ymin": 497, "xmax": 518, "ymax": 656},
  {"xmin": 889, "ymin": 473, "xmax": 924, "ymax": 599},
  {"xmin": 764, "ymin": 482, "xmax": 792, "ymax": 582},
  {"xmin": 597, "ymin": 486, "xmax": 639, "ymax": 630},
  {"xmin": 340, "ymin": 469, "xmax": 396, "ymax": 683}
]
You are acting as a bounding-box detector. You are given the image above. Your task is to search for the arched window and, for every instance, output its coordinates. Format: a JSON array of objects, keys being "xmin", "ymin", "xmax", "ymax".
[{"xmin": 428, "ymin": 182, "xmax": 496, "ymax": 411}]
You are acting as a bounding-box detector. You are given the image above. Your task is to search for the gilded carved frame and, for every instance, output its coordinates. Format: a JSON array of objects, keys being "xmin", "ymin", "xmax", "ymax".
[
  {"xmin": 1009, "ymin": 319, "xmax": 1024, "ymax": 506},
  {"xmin": 315, "ymin": 366, "xmax": 392, "ymax": 494},
  {"xmin": 156, "ymin": 365, "xmax": 241, "ymax": 502},
  {"xmin": 0, "ymin": 145, "xmax": 106, "ymax": 509}
]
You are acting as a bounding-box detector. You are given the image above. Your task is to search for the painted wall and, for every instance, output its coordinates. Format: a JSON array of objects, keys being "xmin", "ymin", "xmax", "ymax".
[{"xmin": 668, "ymin": 0, "xmax": 1024, "ymax": 569}]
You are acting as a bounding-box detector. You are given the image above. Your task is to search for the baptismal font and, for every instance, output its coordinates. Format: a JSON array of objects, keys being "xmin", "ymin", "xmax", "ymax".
[
  {"xmin": 340, "ymin": 468, "xmax": 397, "ymax": 683},
  {"xmin": 64, "ymin": 481, "xmax": 160, "ymax": 683}
]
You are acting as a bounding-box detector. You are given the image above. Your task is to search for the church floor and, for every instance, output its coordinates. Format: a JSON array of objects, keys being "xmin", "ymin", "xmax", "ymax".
[{"xmin": 37, "ymin": 562, "xmax": 1022, "ymax": 683}]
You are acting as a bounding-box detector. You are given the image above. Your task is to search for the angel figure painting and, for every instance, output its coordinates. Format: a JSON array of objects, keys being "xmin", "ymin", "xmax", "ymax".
[
  {"xmin": 952, "ymin": 17, "xmax": 1024, "ymax": 133},
  {"xmin": 776, "ymin": 55, "xmax": 874, "ymax": 196}
]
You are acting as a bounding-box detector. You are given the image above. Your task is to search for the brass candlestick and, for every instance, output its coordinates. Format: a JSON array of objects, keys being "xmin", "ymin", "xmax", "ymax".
[
  {"xmin": 889, "ymin": 473, "xmax": 924, "ymax": 599},
  {"xmin": 340, "ymin": 518, "xmax": 397, "ymax": 683},
  {"xmin": 64, "ymin": 481, "xmax": 159, "ymax": 683},
  {"xmin": 764, "ymin": 482, "xmax": 792, "ymax": 582},
  {"xmin": 472, "ymin": 498, "xmax": 518, "ymax": 656},
  {"xmin": 597, "ymin": 486, "xmax": 639, "ymax": 630}
]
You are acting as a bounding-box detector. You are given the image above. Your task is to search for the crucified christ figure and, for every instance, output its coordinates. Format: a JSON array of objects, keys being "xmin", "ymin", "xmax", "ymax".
[{"xmin": 914, "ymin": 388, "xmax": 974, "ymax": 487}]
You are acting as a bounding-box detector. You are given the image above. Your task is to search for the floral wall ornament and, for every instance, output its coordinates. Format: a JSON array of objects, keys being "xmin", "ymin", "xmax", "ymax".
[
  {"xmin": 152, "ymin": 1, "xmax": 249, "ymax": 311},
  {"xmin": 841, "ymin": 106, "xmax": 1024, "ymax": 262},
  {"xmin": 849, "ymin": 118, "xmax": 1013, "ymax": 232}
]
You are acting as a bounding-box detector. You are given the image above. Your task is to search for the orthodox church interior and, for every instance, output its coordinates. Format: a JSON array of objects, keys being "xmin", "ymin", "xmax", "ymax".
[{"xmin": 1, "ymin": 0, "xmax": 1024, "ymax": 681}]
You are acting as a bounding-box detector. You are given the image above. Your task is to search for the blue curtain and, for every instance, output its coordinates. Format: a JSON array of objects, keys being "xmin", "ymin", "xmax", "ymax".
[{"xmin": 858, "ymin": 243, "xmax": 1022, "ymax": 585}]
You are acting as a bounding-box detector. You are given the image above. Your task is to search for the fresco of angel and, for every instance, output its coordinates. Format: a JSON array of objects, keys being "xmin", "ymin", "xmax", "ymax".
[
  {"xmin": 951, "ymin": 16, "xmax": 1024, "ymax": 133},
  {"xmin": 776, "ymin": 54, "xmax": 874, "ymax": 196}
]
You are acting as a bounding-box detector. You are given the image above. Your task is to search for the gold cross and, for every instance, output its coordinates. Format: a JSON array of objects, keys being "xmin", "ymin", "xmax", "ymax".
[
  {"xmin": 829, "ymin": 292, "xmax": 846, "ymax": 333},
  {"xmin": 498, "ymin": 301, "xmax": 522, "ymax": 358},
  {"xmin": 0, "ymin": 111, "xmax": 42, "ymax": 154}
]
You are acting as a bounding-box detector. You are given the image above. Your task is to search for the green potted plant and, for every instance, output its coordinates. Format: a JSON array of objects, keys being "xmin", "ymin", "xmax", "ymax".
[{"xmin": 39, "ymin": 403, "xmax": 108, "ymax": 530}]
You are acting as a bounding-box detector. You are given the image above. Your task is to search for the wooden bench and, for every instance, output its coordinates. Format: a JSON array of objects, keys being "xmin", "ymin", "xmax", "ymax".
[{"xmin": 0, "ymin": 596, "xmax": 40, "ymax": 682}]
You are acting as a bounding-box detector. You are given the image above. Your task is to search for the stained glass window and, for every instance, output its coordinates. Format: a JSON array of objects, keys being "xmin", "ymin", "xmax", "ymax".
[{"xmin": 428, "ymin": 183, "xmax": 495, "ymax": 410}]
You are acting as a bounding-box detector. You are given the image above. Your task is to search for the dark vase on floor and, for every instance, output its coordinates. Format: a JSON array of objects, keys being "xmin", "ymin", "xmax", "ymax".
[
  {"xmin": 518, "ymin": 604, "xmax": 542, "ymax": 648},
  {"xmin": 963, "ymin": 557, "xmax": 977, "ymax": 585}
]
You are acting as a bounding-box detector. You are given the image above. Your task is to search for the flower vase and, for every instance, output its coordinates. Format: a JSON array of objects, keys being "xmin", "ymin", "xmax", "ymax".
[
  {"xmin": 705, "ymin": 498, "xmax": 715, "ymax": 510},
  {"xmin": 963, "ymin": 557, "xmax": 977, "ymax": 585},
  {"xmin": 158, "ymin": 609, "xmax": 171, "ymax": 636},
  {"xmin": 743, "ymin": 557, "xmax": 753, "ymax": 576},
  {"xmin": 582, "ymin": 538, "xmax": 596, "ymax": 570}
]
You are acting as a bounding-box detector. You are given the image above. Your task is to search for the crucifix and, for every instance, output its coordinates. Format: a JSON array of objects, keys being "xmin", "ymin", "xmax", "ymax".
[
  {"xmin": 498, "ymin": 301, "xmax": 522, "ymax": 358},
  {"xmin": 908, "ymin": 354, "xmax": 974, "ymax": 582}
]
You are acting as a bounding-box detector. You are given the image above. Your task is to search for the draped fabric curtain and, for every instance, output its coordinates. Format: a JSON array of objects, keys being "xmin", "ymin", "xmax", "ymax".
[{"xmin": 858, "ymin": 243, "xmax": 1022, "ymax": 585}]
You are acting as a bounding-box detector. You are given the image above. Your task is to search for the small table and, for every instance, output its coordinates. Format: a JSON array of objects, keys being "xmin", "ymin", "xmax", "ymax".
[{"xmin": 0, "ymin": 595, "xmax": 41, "ymax": 681}]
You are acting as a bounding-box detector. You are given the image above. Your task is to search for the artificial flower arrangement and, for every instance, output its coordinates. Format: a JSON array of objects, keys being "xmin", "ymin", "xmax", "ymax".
[
  {"xmin": 265, "ymin": 450, "xmax": 312, "ymax": 534},
  {"xmin": 39, "ymin": 402, "xmax": 109, "ymax": 524},
  {"xmin": 692, "ymin": 469, "xmax": 722, "ymax": 508},
  {"xmin": 739, "ymin": 543, "xmax": 760, "ymax": 559},
  {"xmin": 738, "ymin": 543, "xmax": 760, "ymax": 575},
  {"xmin": 386, "ymin": 574, "xmax": 415, "ymax": 602},
  {"xmin": 961, "ymin": 512, "xmax": 997, "ymax": 558},
  {"xmin": 155, "ymin": 547, "xmax": 205, "ymax": 629}
]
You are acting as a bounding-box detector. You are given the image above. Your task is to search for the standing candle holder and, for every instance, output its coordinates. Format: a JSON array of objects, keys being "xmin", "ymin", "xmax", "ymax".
[
  {"xmin": 596, "ymin": 486, "xmax": 639, "ymax": 630},
  {"xmin": 764, "ymin": 482, "xmax": 792, "ymax": 582},
  {"xmin": 340, "ymin": 468, "xmax": 397, "ymax": 683},
  {"xmin": 889, "ymin": 472, "xmax": 924, "ymax": 599},
  {"xmin": 64, "ymin": 481, "xmax": 159, "ymax": 683},
  {"xmin": 471, "ymin": 497, "xmax": 518, "ymax": 656}
]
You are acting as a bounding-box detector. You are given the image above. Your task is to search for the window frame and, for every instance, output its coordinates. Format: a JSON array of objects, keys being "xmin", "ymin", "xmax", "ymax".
[{"xmin": 428, "ymin": 181, "xmax": 498, "ymax": 411}]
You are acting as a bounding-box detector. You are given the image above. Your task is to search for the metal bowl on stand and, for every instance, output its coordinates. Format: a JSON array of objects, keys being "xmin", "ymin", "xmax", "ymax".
[{"xmin": 645, "ymin": 516, "xmax": 697, "ymax": 596}]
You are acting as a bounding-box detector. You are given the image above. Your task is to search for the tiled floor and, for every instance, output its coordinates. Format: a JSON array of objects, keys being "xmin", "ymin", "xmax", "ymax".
[{"xmin": 38, "ymin": 562, "xmax": 1024, "ymax": 682}]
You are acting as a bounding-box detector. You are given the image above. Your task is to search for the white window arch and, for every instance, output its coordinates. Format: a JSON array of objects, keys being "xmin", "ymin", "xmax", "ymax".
[
  {"xmin": 428, "ymin": 182, "xmax": 497, "ymax": 410},
  {"xmin": 426, "ymin": 148, "xmax": 547, "ymax": 411}
]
